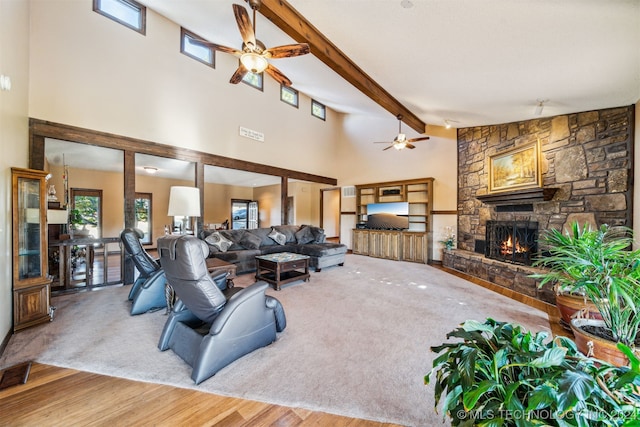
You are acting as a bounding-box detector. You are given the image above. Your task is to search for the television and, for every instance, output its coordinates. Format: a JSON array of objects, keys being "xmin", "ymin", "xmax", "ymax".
[{"xmin": 365, "ymin": 202, "xmax": 409, "ymax": 230}]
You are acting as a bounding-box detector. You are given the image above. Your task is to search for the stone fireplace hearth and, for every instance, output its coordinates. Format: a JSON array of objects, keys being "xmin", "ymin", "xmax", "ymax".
[{"xmin": 443, "ymin": 105, "xmax": 634, "ymax": 305}]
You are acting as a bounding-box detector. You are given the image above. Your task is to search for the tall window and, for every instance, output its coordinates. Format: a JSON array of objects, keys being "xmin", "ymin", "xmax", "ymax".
[
  {"xmin": 93, "ymin": 0, "xmax": 146, "ymax": 34},
  {"xmin": 181, "ymin": 28, "xmax": 215, "ymax": 68},
  {"xmin": 71, "ymin": 189, "xmax": 103, "ymax": 238},
  {"xmin": 135, "ymin": 192, "xmax": 152, "ymax": 244}
]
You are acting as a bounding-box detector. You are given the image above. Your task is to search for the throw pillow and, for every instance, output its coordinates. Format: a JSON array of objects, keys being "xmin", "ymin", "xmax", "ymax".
[
  {"xmin": 268, "ymin": 227, "xmax": 287, "ymax": 245},
  {"xmin": 295, "ymin": 226, "xmax": 315, "ymax": 244},
  {"xmin": 307, "ymin": 225, "xmax": 326, "ymax": 243},
  {"xmin": 239, "ymin": 231, "xmax": 262, "ymax": 250},
  {"xmin": 204, "ymin": 231, "xmax": 233, "ymax": 252}
]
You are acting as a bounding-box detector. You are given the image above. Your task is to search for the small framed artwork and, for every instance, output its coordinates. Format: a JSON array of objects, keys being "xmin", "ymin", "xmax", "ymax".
[{"xmin": 488, "ymin": 140, "xmax": 541, "ymax": 193}]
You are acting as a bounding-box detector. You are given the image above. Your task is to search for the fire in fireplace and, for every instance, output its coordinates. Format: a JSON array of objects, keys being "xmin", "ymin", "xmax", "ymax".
[{"xmin": 485, "ymin": 220, "xmax": 538, "ymax": 265}]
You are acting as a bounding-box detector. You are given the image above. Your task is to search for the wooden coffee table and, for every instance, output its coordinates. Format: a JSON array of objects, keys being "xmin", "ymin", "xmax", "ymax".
[
  {"xmin": 205, "ymin": 257, "xmax": 237, "ymax": 287},
  {"xmin": 255, "ymin": 252, "xmax": 310, "ymax": 291}
]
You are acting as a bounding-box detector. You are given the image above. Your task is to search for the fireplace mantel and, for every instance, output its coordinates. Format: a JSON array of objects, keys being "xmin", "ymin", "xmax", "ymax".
[{"xmin": 476, "ymin": 187, "xmax": 558, "ymax": 206}]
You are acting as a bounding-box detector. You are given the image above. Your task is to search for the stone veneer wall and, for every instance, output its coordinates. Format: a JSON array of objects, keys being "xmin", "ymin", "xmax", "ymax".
[{"xmin": 444, "ymin": 105, "xmax": 635, "ymax": 304}]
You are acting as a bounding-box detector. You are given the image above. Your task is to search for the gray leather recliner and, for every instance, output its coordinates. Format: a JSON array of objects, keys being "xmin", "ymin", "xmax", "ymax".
[
  {"xmin": 156, "ymin": 234, "xmax": 286, "ymax": 384},
  {"xmin": 120, "ymin": 228, "xmax": 167, "ymax": 315}
]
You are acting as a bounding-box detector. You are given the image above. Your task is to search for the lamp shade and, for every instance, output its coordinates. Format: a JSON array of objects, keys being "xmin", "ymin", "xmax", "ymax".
[
  {"xmin": 47, "ymin": 209, "xmax": 69, "ymax": 224},
  {"xmin": 168, "ymin": 186, "xmax": 200, "ymax": 217}
]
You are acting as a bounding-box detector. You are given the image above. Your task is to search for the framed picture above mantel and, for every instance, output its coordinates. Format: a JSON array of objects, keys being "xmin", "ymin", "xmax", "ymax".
[{"xmin": 488, "ymin": 140, "xmax": 542, "ymax": 193}]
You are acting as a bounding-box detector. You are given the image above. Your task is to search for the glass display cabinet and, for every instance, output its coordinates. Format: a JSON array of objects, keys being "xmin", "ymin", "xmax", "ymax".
[{"xmin": 12, "ymin": 167, "xmax": 53, "ymax": 331}]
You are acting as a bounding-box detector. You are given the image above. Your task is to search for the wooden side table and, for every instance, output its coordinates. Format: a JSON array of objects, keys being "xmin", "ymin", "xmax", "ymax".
[{"xmin": 205, "ymin": 257, "xmax": 237, "ymax": 287}]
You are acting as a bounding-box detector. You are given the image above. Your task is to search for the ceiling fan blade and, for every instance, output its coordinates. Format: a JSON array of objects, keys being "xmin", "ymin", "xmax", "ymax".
[
  {"xmin": 407, "ymin": 136, "xmax": 430, "ymax": 143},
  {"xmin": 383, "ymin": 145, "xmax": 394, "ymax": 151},
  {"xmin": 373, "ymin": 141, "xmax": 392, "ymax": 144},
  {"xmin": 233, "ymin": 4, "xmax": 256, "ymax": 50},
  {"xmin": 406, "ymin": 143, "xmax": 416, "ymax": 149},
  {"xmin": 264, "ymin": 43, "xmax": 310, "ymax": 59},
  {"xmin": 193, "ymin": 40, "xmax": 242, "ymax": 56},
  {"xmin": 229, "ymin": 63, "xmax": 249, "ymax": 84},
  {"xmin": 265, "ymin": 63, "xmax": 292, "ymax": 86}
]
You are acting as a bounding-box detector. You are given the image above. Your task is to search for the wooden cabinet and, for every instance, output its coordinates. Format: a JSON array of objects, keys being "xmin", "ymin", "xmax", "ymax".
[
  {"xmin": 401, "ymin": 232, "xmax": 429, "ymax": 263},
  {"xmin": 12, "ymin": 167, "xmax": 53, "ymax": 332},
  {"xmin": 368, "ymin": 230, "xmax": 401, "ymax": 260},
  {"xmin": 355, "ymin": 178, "xmax": 433, "ymax": 232},
  {"xmin": 352, "ymin": 229, "xmax": 369, "ymax": 255},
  {"xmin": 354, "ymin": 177, "xmax": 433, "ymax": 262},
  {"xmin": 352, "ymin": 229, "xmax": 428, "ymax": 263}
]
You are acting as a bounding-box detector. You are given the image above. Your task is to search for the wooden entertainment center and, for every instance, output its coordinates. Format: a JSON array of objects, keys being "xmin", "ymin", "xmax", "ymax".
[{"xmin": 352, "ymin": 178, "xmax": 433, "ymax": 263}]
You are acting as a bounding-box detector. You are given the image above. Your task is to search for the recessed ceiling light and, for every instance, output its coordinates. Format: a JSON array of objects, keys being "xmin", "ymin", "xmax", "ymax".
[{"xmin": 143, "ymin": 166, "xmax": 158, "ymax": 174}]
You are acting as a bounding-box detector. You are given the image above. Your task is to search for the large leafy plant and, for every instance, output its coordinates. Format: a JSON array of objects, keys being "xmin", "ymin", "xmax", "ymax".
[
  {"xmin": 425, "ymin": 319, "xmax": 640, "ymax": 426},
  {"xmin": 532, "ymin": 222, "xmax": 640, "ymax": 347}
]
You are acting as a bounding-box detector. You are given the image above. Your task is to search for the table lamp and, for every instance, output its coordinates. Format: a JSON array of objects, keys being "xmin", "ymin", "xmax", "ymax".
[{"xmin": 167, "ymin": 186, "xmax": 200, "ymax": 234}]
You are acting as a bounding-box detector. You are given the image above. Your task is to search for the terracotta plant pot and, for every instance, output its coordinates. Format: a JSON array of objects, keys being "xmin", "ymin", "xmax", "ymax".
[
  {"xmin": 570, "ymin": 318, "xmax": 635, "ymax": 367},
  {"xmin": 555, "ymin": 293, "xmax": 602, "ymax": 330}
]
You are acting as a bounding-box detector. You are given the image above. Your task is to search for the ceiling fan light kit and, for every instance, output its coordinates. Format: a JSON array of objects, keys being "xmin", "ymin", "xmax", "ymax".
[
  {"xmin": 374, "ymin": 114, "xmax": 430, "ymax": 151},
  {"xmin": 240, "ymin": 52, "xmax": 268, "ymax": 73},
  {"xmin": 196, "ymin": 1, "xmax": 309, "ymax": 87}
]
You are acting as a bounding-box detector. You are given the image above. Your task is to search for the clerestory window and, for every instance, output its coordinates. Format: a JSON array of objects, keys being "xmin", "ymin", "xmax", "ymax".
[
  {"xmin": 181, "ymin": 28, "xmax": 215, "ymax": 68},
  {"xmin": 93, "ymin": 0, "xmax": 146, "ymax": 34},
  {"xmin": 280, "ymin": 85, "xmax": 299, "ymax": 108},
  {"xmin": 311, "ymin": 99, "xmax": 326, "ymax": 121},
  {"xmin": 242, "ymin": 72, "xmax": 264, "ymax": 91}
]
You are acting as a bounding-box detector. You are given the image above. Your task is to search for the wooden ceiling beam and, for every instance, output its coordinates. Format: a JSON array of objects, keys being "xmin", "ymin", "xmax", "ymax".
[{"xmin": 258, "ymin": 0, "xmax": 427, "ymax": 134}]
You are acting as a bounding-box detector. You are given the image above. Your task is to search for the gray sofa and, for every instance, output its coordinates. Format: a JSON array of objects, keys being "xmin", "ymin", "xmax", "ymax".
[{"xmin": 200, "ymin": 225, "xmax": 347, "ymax": 274}]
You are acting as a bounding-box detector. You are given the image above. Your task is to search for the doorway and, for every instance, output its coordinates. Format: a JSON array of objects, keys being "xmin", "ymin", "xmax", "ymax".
[
  {"xmin": 320, "ymin": 188, "xmax": 340, "ymax": 240},
  {"xmin": 231, "ymin": 199, "xmax": 258, "ymax": 230}
]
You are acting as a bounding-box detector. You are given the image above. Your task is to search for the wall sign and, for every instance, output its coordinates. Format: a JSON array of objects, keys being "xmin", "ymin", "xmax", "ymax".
[{"xmin": 239, "ymin": 126, "xmax": 265, "ymax": 142}]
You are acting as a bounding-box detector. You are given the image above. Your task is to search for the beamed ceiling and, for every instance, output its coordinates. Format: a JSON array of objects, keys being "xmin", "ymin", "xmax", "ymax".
[{"xmin": 137, "ymin": 0, "xmax": 640, "ymax": 132}]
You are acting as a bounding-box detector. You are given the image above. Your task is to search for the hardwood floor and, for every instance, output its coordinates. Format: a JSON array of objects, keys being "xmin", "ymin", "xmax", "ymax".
[{"xmin": 0, "ymin": 363, "xmax": 400, "ymax": 426}]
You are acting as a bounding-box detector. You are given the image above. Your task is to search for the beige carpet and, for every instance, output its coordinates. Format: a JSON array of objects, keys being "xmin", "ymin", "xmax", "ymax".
[{"xmin": 0, "ymin": 254, "xmax": 550, "ymax": 426}]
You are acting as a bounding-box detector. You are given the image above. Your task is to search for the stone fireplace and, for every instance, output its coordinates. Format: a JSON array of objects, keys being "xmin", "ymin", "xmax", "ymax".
[{"xmin": 443, "ymin": 105, "xmax": 634, "ymax": 304}]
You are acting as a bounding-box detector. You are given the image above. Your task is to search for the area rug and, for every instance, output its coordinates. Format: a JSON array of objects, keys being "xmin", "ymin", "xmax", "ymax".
[{"xmin": 0, "ymin": 254, "xmax": 550, "ymax": 426}]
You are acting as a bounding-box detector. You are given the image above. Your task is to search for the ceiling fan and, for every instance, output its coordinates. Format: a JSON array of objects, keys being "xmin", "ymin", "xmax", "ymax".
[
  {"xmin": 195, "ymin": 0, "xmax": 310, "ymax": 87},
  {"xmin": 374, "ymin": 115, "xmax": 430, "ymax": 151}
]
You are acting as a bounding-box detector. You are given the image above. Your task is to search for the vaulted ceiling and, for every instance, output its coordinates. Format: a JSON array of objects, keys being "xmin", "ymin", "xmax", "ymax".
[{"xmin": 138, "ymin": 0, "xmax": 640, "ymax": 131}]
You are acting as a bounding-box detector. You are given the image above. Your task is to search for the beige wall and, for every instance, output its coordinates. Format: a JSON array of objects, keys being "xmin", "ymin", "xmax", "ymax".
[
  {"xmin": 288, "ymin": 181, "xmax": 325, "ymax": 227},
  {"xmin": 1, "ymin": 0, "xmax": 30, "ymax": 343},
  {"xmin": 28, "ymin": 0, "xmax": 340, "ymax": 178},
  {"xmin": 254, "ymin": 184, "xmax": 281, "ymax": 227}
]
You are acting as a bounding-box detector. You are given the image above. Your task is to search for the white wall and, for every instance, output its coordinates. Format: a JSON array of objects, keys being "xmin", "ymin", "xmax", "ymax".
[{"xmin": 0, "ymin": 0, "xmax": 30, "ymax": 343}]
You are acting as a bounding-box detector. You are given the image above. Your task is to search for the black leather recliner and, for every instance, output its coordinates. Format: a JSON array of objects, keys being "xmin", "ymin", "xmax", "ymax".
[
  {"xmin": 120, "ymin": 228, "xmax": 167, "ymax": 315},
  {"xmin": 156, "ymin": 234, "xmax": 286, "ymax": 384}
]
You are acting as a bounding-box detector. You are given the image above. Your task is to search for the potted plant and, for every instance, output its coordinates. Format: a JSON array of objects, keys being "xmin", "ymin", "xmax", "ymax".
[
  {"xmin": 533, "ymin": 222, "xmax": 640, "ymax": 365},
  {"xmin": 69, "ymin": 208, "xmax": 96, "ymax": 238},
  {"xmin": 439, "ymin": 226, "xmax": 456, "ymax": 251},
  {"xmin": 425, "ymin": 318, "xmax": 640, "ymax": 426}
]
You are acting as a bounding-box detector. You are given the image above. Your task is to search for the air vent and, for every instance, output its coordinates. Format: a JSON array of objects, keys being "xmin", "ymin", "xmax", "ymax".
[{"xmin": 342, "ymin": 186, "xmax": 356, "ymax": 198}]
